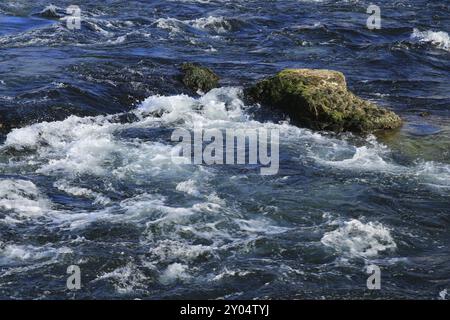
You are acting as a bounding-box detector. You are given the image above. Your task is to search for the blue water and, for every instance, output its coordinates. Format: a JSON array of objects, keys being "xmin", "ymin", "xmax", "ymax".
[{"xmin": 0, "ymin": 0, "xmax": 449, "ymax": 299}]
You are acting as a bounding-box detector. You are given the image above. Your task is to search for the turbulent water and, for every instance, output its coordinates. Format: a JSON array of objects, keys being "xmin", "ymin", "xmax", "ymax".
[{"xmin": 0, "ymin": 0, "xmax": 449, "ymax": 300}]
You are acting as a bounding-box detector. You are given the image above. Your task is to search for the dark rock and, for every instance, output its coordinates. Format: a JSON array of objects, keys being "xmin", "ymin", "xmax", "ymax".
[
  {"xmin": 180, "ymin": 63, "xmax": 219, "ymax": 93},
  {"xmin": 245, "ymin": 68, "xmax": 402, "ymax": 133}
]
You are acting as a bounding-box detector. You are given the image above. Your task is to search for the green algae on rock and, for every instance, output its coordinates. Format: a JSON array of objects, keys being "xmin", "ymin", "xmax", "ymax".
[
  {"xmin": 181, "ymin": 63, "xmax": 219, "ymax": 93},
  {"xmin": 245, "ymin": 69, "xmax": 402, "ymax": 133}
]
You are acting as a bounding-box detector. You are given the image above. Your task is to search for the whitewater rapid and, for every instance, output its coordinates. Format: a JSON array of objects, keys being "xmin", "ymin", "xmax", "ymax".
[{"xmin": 1, "ymin": 88, "xmax": 449, "ymax": 261}]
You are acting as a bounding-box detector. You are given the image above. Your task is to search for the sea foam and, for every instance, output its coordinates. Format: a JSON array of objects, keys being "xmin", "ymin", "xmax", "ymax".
[
  {"xmin": 155, "ymin": 16, "xmax": 236, "ymax": 34},
  {"xmin": 0, "ymin": 179, "xmax": 50, "ymax": 222},
  {"xmin": 411, "ymin": 28, "xmax": 450, "ymax": 51}
]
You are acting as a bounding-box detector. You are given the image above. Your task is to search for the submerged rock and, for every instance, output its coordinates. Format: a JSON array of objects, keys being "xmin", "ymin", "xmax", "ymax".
[
  {"xmin": 180, "ymin": 63, "xmax": 219, "ymax": 93},
  {"xmin": 245, "ymin": 69, "xmax": 402, "ymax": 133}
]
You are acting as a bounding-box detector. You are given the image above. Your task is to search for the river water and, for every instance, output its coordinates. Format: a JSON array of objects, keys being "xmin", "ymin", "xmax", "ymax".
[{"xmin": 0, "ymin": 0, "xmax": 449, "ymax": 299}]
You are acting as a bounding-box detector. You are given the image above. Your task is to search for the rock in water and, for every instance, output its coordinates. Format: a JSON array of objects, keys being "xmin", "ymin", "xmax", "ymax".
[
  {"xmin": 181, "ymin": 63, "xmax": 219, "ymax": 93},
  {"xmin": 245, "ymin": 69, "xmax": 402, "ymax": 133}
]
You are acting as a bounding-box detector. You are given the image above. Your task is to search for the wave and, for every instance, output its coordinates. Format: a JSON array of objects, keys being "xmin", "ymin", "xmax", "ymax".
[
  {"xmin": 307, "ymin": 134, "xmax": 450, "ymax": 191},
  {"xmin": 321, "ymin": 219, "xmax": 397, "ymax": 259},
  {"xmin": 155, "ymin": 16, "xmax": 242, "ymax": 35},
  {"xmin": 3, "ymin": 87, "xmax": 450, "ymax": 211},
  {"xmin": 0, "ymin": 242, "xmax": 72, "ymax": 266},
  {"xmin": 0, "ymin": 179, "xmax": 50, "ymax": 223},
  {"xmin": 0, "ymin": 5, "xmax": 145, "ymax": 48},
  {"xmin": 94, "ymin": 262, "xmax": 150, "ymax": 294},
  {"xmin": 415, "ymin": 161, "xmax": 450, "ymax": 191},
  {"xmin": 311, "ymin": 136, "xmax": 398, "ymax": 172},
  {"xmin": 411, "ymin": 28, "xmax": 450, "ymax": 52},
  {"xmin": 1, "ymin": 87, "xmax": 449, "ymax": 280},
  {"xmin": 0, "ymin": 88, "xmax": 288, "ymax": 272},
  {"xmin": 159, "ymin": 263, "xmax": 191, "ymax": 285}
]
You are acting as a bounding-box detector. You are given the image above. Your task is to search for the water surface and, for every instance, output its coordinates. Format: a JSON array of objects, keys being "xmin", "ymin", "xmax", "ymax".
[{"xmin": 0, "ymin": 0, "xmax": 449, "ymax": 299}]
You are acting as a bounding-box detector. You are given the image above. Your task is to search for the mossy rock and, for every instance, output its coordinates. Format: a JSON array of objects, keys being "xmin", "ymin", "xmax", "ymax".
[
  {"xmin": 245, "ymin": 69, "xmax": 402, "ymax": 133},
  {"xmin": 181, "ymin": 63, "xmax": 219, "ymax": 93}
]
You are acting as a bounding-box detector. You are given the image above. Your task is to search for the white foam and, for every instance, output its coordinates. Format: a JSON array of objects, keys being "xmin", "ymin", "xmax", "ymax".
[
  {"xmin": 306, "ymin": 133, "xmax": 450, "ymax": 191},
  {"xmin": 414, "ymin": 161, "xmax": 450, "ymax": 191},
  {"xmin": 155, "ymin": 16, "xmax": 234, "ymax": 34},
  {"xmin": 149, "ymin": 239, "xmax": 214, "ymax": 262},
  {"xmin": 320, "ymin": 145, "xmax": 394, "ymax": 170},
  {"xmin": 2, "ymin": 86, "xmax": 448, "ymax": 238},
  {"xmin": 5, "ymin": 115, "xmax": 126, "ymax": 177},
  {"xmin": 107, "ymin": 35, "xmax": 127, "ymax": 44},
  {"xmin": 235, "ymin": 218, "xmax": 290, "ymax": 235},
  {"xmin": 138, "ymin": 87, "xmax": 247, "ymax": 126},
  {"xmin": 212, "ymin": 268, "xmax": 251, "ymax": 281},
  {"xmin": 0, "ymin": 242, "xmax": 72, "ymax": 265},
  {"xmin": 5, "ymin": 88, "xmax": 248, "ymax": 180},
  {"xmin": 54, "ymin": 180, "xmax": 111, "ymax": 205},
  {"xmin": 159, "ymin": 263, "xmax": 190, "ymax": 285},
  {"xmin": 321, "ymin": 219, "xmax": 397, "ymax": 258},
  {"xmin": 119, "ymin": 193, "xmax": 195, "ymax": 224},
  {"xmin": 155, "ymin": 17, "xmax": 183, "ymax": 33},
  {"xmin": 0, "ymin": 87, "xmax": 249, "ymax": 231},
  {"xmin": 118, "ymin": 193, "xmax": 226, "ymax": 226},
  {"xmin": 0, "ymin": 179, "xmax": 50, "ymax": 221},
  {"xmin": 84, "ymin": 21, "xmax": 113, "ymax": 37},
  {"xmin": 95, "ymin": 262, "xmax": 149, "ymax": 294},
  {"xmin": 310, "ymin": 135, "xmax": 401, "ymax": 172},
  {"xmin": 139, "ymin": 93, "xmax": 197, "ymax": 116},
  {"xmin": 190, "ymin": 16, "xmax": 233, "ymax": 34},
  {"xmin": 176, "ymin": 179, "xmax": 201, "ymax": 196},
  {"xmin": 411, "ymin": 28, "xmax": 450, "ymax": 52}
]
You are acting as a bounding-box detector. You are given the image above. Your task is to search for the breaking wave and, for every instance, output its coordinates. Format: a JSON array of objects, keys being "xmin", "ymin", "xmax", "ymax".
[
  {"xmin": 0, "ymin": 179, "xmax": 50, "ymax": 223},
  {"xmin": 2, "ymin": 87, "xmax": 449, "ymax": 228},
  {"xmin": 0, "ymin": 86, "xmax": 449, "ymax": 297},
  {"xmin": 321, "ymin": 219, "xmax": 397, "ymax": 259},
  {"xmin": 411, "ymin": 28, "xmax": 450, "ymax": 52},
  {"xmin": 155, "ymin": 16, "xmax": 242, "ymax": 34}
]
